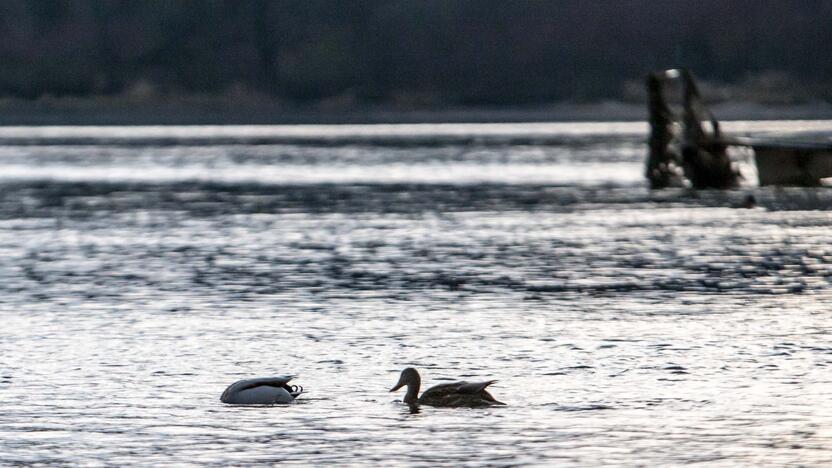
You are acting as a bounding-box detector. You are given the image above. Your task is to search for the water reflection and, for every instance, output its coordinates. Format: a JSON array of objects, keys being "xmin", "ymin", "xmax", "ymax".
[{"xmin": 1, "ymin": 122, "xmax": 831, "ymax": 465}]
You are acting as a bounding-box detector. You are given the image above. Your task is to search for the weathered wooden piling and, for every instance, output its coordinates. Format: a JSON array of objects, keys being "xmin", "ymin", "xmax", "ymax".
[
  {"xmin": 645, "ymin": 72, "xmax": 682, "ymax": 189},
  {"xmin": 646, "ymin": 69, "xmax": 739, "ymax": 189}
]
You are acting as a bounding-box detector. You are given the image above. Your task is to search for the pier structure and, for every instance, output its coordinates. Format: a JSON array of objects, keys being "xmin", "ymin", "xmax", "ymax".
[{"xmin": 646, "ymin": 69, "xmax": 832, "ymax": 188}]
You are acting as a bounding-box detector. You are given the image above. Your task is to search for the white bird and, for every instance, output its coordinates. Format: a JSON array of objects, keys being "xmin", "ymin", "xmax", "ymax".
[{"xmin": 220, "ymin": 375, "xmax": 303, "ymax": 405}]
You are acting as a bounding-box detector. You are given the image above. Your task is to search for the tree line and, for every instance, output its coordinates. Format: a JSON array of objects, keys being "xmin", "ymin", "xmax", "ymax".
[{"xmin": 1, "ymin": 0, "xmax": 830, "ymax": 105}]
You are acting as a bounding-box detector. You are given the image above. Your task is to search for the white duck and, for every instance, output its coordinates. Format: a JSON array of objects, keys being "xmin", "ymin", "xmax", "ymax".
[{"xmin": 220, "ymin": 375, "xmax": 303, "ymax": 404}]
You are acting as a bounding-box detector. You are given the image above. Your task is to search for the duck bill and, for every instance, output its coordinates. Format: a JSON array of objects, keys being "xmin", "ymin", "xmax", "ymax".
[{"xmin": 389, "ymin": 380, "xmax": 405, "ymax": 392}]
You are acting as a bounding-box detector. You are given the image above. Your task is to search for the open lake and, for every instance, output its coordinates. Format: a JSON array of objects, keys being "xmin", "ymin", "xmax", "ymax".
[{"xmin": 1, "ymin": 122, "xmax": 831, "ymax": 466}]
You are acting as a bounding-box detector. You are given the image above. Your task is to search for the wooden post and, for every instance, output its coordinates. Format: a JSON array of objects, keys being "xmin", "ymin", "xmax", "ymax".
[
  {"xmin": 645, "ymin": 69, "xmax": 740, "ymax": 189},
  {"xmin": 645, "ymin": 72, "xmax": 682, "ymax": 188},
  {"xmin": 679, "ymin": 70, "xmax": 739, "ymax": 189}
]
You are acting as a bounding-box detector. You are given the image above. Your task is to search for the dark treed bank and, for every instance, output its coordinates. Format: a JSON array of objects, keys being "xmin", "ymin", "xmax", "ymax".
[{"xmin": 1, "ymin": 0, "xmax": 832, "ymax": 122}]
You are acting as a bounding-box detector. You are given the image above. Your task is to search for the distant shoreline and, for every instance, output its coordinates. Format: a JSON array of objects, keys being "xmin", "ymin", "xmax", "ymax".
[{"xmin": 1, "ymin": 99, "xmax": 831, "ymax": 125}]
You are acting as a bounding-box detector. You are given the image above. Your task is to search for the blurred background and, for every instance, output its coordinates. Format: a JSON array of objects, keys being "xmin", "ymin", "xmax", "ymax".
[{"xmin": 1, "ymin": 0, "xmax": 832, "ymax": 123}]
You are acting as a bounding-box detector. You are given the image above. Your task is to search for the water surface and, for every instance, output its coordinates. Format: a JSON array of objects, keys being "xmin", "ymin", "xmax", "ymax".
[{"xmin": 1, "ymin": 122, "xmax": 831, "ymax": 466}]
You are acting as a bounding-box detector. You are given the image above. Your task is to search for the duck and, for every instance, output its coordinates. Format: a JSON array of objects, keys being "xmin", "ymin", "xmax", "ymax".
[
  {"xmin": 389, "ymin": 367, "xmax": 505, "ymax": 407},
  {"xmin": 220, "ymin": 375, "xmax": 303, "ymax": 404}
]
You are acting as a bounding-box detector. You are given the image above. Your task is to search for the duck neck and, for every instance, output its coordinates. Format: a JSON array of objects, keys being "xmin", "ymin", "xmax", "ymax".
[{"xmin": 404, "ymin": 376, "xmax": 421, "ymax": 404}]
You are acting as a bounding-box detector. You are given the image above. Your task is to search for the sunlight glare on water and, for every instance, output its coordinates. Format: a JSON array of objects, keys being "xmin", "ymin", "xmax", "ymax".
[{"xmin": 1, "ymin": 122, "xmax": 831, "ymax": 466}]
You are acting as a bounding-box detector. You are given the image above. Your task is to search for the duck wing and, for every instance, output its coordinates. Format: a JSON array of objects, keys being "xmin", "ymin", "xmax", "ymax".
[{"xmin": 456, "ymin": 380, "xmax": 497, "ymax": 394}]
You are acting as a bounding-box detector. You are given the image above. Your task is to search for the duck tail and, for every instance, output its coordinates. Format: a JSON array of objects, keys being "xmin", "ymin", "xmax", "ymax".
[{"xmin": 481, "ymin": 389, "xmax": 506, "ymax": 405}]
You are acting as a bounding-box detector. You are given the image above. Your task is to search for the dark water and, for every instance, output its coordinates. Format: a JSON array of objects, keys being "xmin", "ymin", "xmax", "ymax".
[{"xmin": 1, "ymin": 123, "xmax": 831, "ymax": 466}]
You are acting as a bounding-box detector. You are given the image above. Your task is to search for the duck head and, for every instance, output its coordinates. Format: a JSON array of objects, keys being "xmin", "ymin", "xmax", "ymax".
[{"xmin": 390, "ymin": 367, "xmax": 421, "ymax": 404}]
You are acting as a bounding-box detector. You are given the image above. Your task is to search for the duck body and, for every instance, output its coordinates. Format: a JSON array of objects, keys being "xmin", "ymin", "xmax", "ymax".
[
  {"xmin": 221, "ymin": 375, "xmax": 303, "ymax": 405},
  {"xmin": 418, "ymin": 380, "xmax": 504, "ymax": 407},
  {"xmin": 390, "ymin": 368, "xmax": 505, "ymax": 408}
]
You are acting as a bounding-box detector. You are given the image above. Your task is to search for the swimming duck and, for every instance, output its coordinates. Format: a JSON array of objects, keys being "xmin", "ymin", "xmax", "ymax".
[
  {"xmin": 220, "ymin": 375, "xmax": 303, "ymax": 404},
  {"xmin": 389, "ymin": 367, "xmax": 505, "ymax": 407}
]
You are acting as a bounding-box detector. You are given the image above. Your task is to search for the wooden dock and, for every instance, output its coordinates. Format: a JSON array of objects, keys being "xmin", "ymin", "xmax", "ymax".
[{"xmin": 723, "ymin": 136, "xmax": 832, "ymax": 186}]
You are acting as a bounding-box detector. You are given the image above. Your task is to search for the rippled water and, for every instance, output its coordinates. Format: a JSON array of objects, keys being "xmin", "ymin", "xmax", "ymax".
[{"xmin": 1, "ymin": 122, "xmax": 831, "ymax": 466}]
